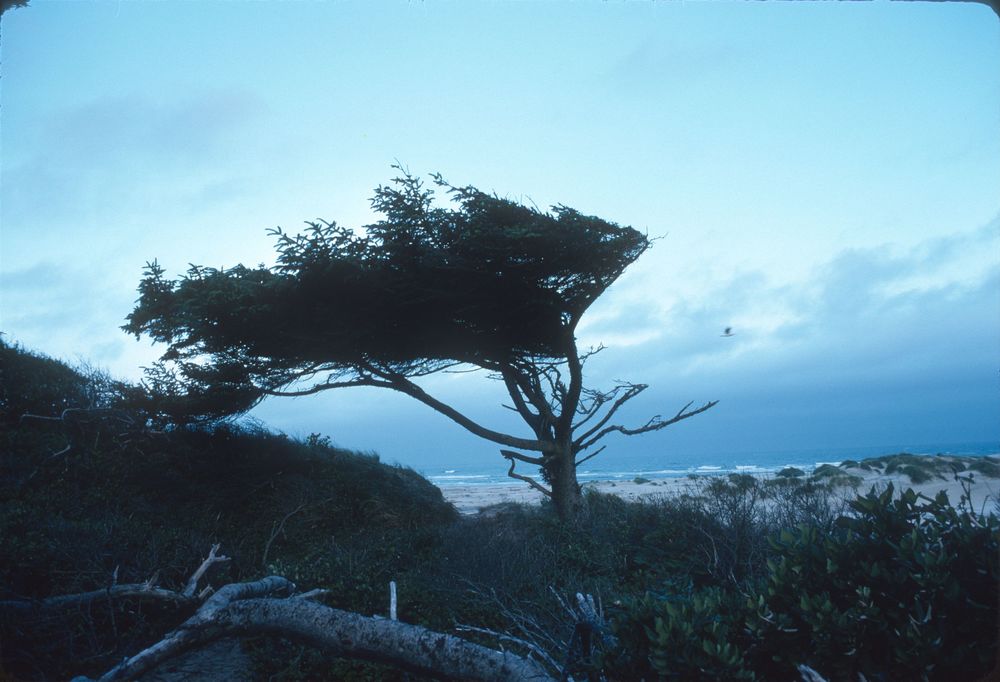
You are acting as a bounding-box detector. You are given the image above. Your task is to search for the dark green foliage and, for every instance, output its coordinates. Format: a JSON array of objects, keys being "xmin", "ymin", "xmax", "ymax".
[
  {"xmin": 0, "ymin": 344, "xmax": 456, "ymax": 680},
  {"xmin": 968, "ymin": 457, "xmax": 1000, "ymax": 478},
  {"xmin": 611, "ymin": 484, "xmax": 999, "ymax": 681},
  {"xmin": 122, "ymin": 169, "xmax": 649, "ymax": 420},
  {"xmin": 618, "ymin": 585, "xmax": 758, "ymax": 680},
  {"xmin": 836, "ymin": 453, "xmax": 1000, "ymax": 486},
  {"xmin": 811, "ymin": 463, "xmax": 843, "ymax": 478},
  {"xmin": 776, "ymin": 466, "xmax": 805, "ymax": 477},
  {"xmin": 810, "ymin": 463, "xmax": 863, "ymax": 488},
  {"xmin": 0, "ymin": 340, "xmax": 124, "ymax": 424}
]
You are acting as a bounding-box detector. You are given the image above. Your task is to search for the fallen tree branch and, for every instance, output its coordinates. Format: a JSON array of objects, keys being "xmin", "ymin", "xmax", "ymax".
[
  {"xmin": 1, "ymin": 545, "xmax": 229, "ymax": 615},
  {"xmin": 74, "ymin": 575, "xmax": 555, "ymax": 682},
  {"xmin": 183, "ymin": 543, "xmax": 230, "ymax": 598},
  {"xmin": 0, "ymin": 582, "xmax": 192, "ymax": 615}
]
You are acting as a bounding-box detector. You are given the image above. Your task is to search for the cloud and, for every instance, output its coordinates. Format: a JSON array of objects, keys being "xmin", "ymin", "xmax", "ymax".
[
  {"xmin": 551, "ymin": 218, "xmax": 1000, "ymax": 455},
  {"xmin": 3, "ymin": 90, "xmax": 266, "ymax": 226},
  {"xmin": 0, "ymin": 261, "xmax": 144, "ymax": 375}
]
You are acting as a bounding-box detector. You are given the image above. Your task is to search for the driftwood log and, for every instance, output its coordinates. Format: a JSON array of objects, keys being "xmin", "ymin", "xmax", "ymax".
[{"xmin": 67, "ymin": 574, "xmax": 553, "ymax": 682}]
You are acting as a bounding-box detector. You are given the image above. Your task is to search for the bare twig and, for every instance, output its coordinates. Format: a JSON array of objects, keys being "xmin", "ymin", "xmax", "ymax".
[
  {"xmin": 574, "ymin": 445, "xmax": 606, "ymax": 468},
  {"xmin": 182, "ymin": 544, "xmax": 230, "ymax": 599},
  {"xmin": 454, "ymin": 622, "xmax": 562, "ymax": 674},
  {"xmin": 263, "ymin": 503, "xmax": 307, "ymax": 567}
]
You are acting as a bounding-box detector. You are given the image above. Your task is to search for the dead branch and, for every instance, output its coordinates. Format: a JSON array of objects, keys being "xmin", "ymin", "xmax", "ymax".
[
  {"xmin": 455, "ymin": 623, "xmax": 562, "ymax": 676},
  {"xmin": 574, "ymin": 445, "xmax": 606, "ymax": 468},
  {"xmin": 500, "ymin": 449, "xmax": 545, "ymax": 467},
  {"xmin": 575, "ymin": 399, "xmax": 719, "ymax": 452},
  {"xmin": 0, "ymin": 582, "xmax": 192, "ymax": 615},
  {"xmin": 182, "ymin": 543, "xmax": 231, "ymax": 598},
  {"xmin": 1, "ymin": 545, "xmax": 229, "ymax": 615},
  {"xmin": 503, "ymin": 452, "xmax": 553, "ymax": 498},
  {"xmin": 74, "ymin": 575, "xmax": 555, "ymax": 682},
  {"xmin": 262, "ymin": 503, "xmax": 307, "ymax": 567},
  {"xmin": 572, "ymin": 383, "xmax": 647, "ymax": 448}
]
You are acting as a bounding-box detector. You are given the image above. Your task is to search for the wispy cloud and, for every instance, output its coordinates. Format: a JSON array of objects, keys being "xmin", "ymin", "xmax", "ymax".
[
  {"xmin": 3, "ymin": 90, "xmax": 266, "ymax": 227},
  {"xmin": 580, "ymin": 218, "xmax": 999, "ymax": 393}
]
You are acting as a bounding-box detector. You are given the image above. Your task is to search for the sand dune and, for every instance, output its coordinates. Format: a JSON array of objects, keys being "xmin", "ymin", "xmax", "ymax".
[{"xmin": 440, "ymin": 456, "xmax": 1000, "ymax": 515}]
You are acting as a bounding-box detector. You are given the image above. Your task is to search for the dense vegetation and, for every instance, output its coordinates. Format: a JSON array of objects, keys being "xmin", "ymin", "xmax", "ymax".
[{"xmin": 1, "ymin": 339, "xmax": 997, "ymax": 680}]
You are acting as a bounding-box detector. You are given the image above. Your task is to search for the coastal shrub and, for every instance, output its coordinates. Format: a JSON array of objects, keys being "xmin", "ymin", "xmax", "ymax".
[
  {"xmin": 809, "ymin": 464, "xmax": 863, "ymax": 489},
  {"xmin": 610, "ymin": 484, "xmax": 999, "ymax": 681},
  {"xmin": 608, "ymin": 584, "xmax": 757, "ymax": 680},
  {"xmin": 776, "ymin": 466, "xmax": 805, "ymax": 477},
  {"xmin": 898, "ymin": 463, "xmax": 934, "ymax": 484},
  {"xmin": 969, "ymin": 457, "xmax": 1000, "ymax": 478},
  {"xmin": 0, "ymin": 340, "xmax": 91, "ymax": 423}
]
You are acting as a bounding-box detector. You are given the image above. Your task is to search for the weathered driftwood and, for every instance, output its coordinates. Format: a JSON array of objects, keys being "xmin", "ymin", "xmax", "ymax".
[
  {"xmin": 0, "ymin": 544, "xmax": 230, "ymax": 614},
  {"xmin": 73, "ymin": 575, "xmax": 554, "ymax": 682}
]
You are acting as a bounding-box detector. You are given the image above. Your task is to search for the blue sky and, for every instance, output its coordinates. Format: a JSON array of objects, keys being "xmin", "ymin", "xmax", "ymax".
[{"xmin": 2, "ymin": 1, "xmax": 998, "ymax": 472}]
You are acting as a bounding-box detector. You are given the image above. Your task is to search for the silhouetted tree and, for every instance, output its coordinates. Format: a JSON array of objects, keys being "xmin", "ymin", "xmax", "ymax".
[
  {"xmin": 124, "ymin": 168, "xmax": 715, "ymax": 519},
  {"xmin": 0, "ymin": 0, "xmax": 30, "ymax": 18}
]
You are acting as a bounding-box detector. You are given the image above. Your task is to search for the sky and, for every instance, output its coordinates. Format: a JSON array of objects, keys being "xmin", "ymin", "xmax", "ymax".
[{"xmin": 2, "ymin": 1, "xmax": 998, "ymax": 474}]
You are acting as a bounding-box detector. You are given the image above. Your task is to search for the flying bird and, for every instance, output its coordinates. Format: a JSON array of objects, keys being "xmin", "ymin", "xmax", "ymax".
[{"xmin": 721, "ymin": 327, "xmax": 734, "ymax": 337}]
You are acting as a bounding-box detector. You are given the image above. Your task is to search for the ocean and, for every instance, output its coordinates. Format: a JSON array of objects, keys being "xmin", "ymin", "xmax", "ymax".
[{"xmin": 421, "ymin": 440, "xmax": 1000, "ymax": 487}]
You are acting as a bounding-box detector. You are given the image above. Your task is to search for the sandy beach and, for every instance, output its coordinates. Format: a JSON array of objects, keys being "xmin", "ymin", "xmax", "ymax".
[{"xmin": 440, "ymin": 465, "xmax": 1000, "ymax": 515}]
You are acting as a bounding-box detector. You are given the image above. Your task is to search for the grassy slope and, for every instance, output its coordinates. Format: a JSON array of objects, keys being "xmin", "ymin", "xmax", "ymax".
[{"xmin": 0, "ymin": 342, "xmax": 456, "ymax": 680}]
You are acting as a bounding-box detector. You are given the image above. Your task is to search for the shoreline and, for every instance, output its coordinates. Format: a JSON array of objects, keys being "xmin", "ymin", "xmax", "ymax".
[{"xmin": 439, "ymin": 461, "xmax": 1000, "ymax": 515}]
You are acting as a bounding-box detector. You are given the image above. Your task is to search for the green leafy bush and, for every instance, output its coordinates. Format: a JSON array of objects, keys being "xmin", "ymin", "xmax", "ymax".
[{"xmin": 610, "ymin": 484, "xmax": 999, "ymax": 681}]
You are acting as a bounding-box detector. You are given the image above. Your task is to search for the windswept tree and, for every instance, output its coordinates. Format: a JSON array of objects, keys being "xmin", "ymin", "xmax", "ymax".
[{"xmin": 125, "ymin": 169, "xmax": 716, "ymax": 519}]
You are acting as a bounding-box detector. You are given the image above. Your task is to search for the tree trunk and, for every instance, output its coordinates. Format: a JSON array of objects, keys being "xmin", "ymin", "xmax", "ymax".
[{"xmin": 548, "ymin": 442, "xmax": 582, "ymax": 521}]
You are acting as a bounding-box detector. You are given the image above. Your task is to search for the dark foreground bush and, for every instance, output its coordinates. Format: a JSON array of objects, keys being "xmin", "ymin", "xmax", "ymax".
[
  {"xmin": 0, "ymin": 342, "xmax": 456, "ymax": 680},
  {"xmin": 608, "ymin": 484, "xmax": 999, "ymax": 681}
]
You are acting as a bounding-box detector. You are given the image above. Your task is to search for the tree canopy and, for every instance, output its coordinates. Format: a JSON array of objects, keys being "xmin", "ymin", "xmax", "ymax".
[{"xmin": 125, "ymin": 168, "xmax": 714, "ymax": 518}]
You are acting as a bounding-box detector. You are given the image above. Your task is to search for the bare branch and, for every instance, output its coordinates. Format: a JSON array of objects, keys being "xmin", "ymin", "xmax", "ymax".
[
  {"xmin": 510, "ymin": 364, "xmax": 558, "ymax": 426},
  {"xmin": 0, "ymin": 583, "xmax": 192, "ymax": 615},
  {"xmin": 365, "ymin": 365, "xmax": 555, "ymax": 454},
  {"xmin": 576, "ymin": 400, "xmax": 719, "ymax": 452},
  {"xmin": 500, "ymin": 365, "xmax": 544, "ymax": 435},
  {"xmin": 572, "ymin": 384, "xmax": 647, "ymax": 448},
  {"xmin": 454, "ymin": 623, "xmax": 562, "ymax": 676},
  {"xmin": 263, "ymin": 503, "xmax": 308, "ymax": 567},
  {"xmin": 263, "ymin": 377, "xmax": 394, "ymax": 397},
  {"xmin": 499, "ymin": 449, "xmax": 545, "ymax": 467},
  {"xmin": 503, "ymin": 452, "xmax": 553, "ymax": 498},
  {"xmin": 1, "ymin": 543, "xmax": 231, "ymax": 616},
  {"xmin": 574, "ymin": 445, "xmax": 606, "ymax": 468},
  {"xmin": 577, "ymin": 344, "xmax": 606, "ymax": 366},
  {"xmin": 183, "ymin": 544, "xmax": 230, "ymax": 599}
]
